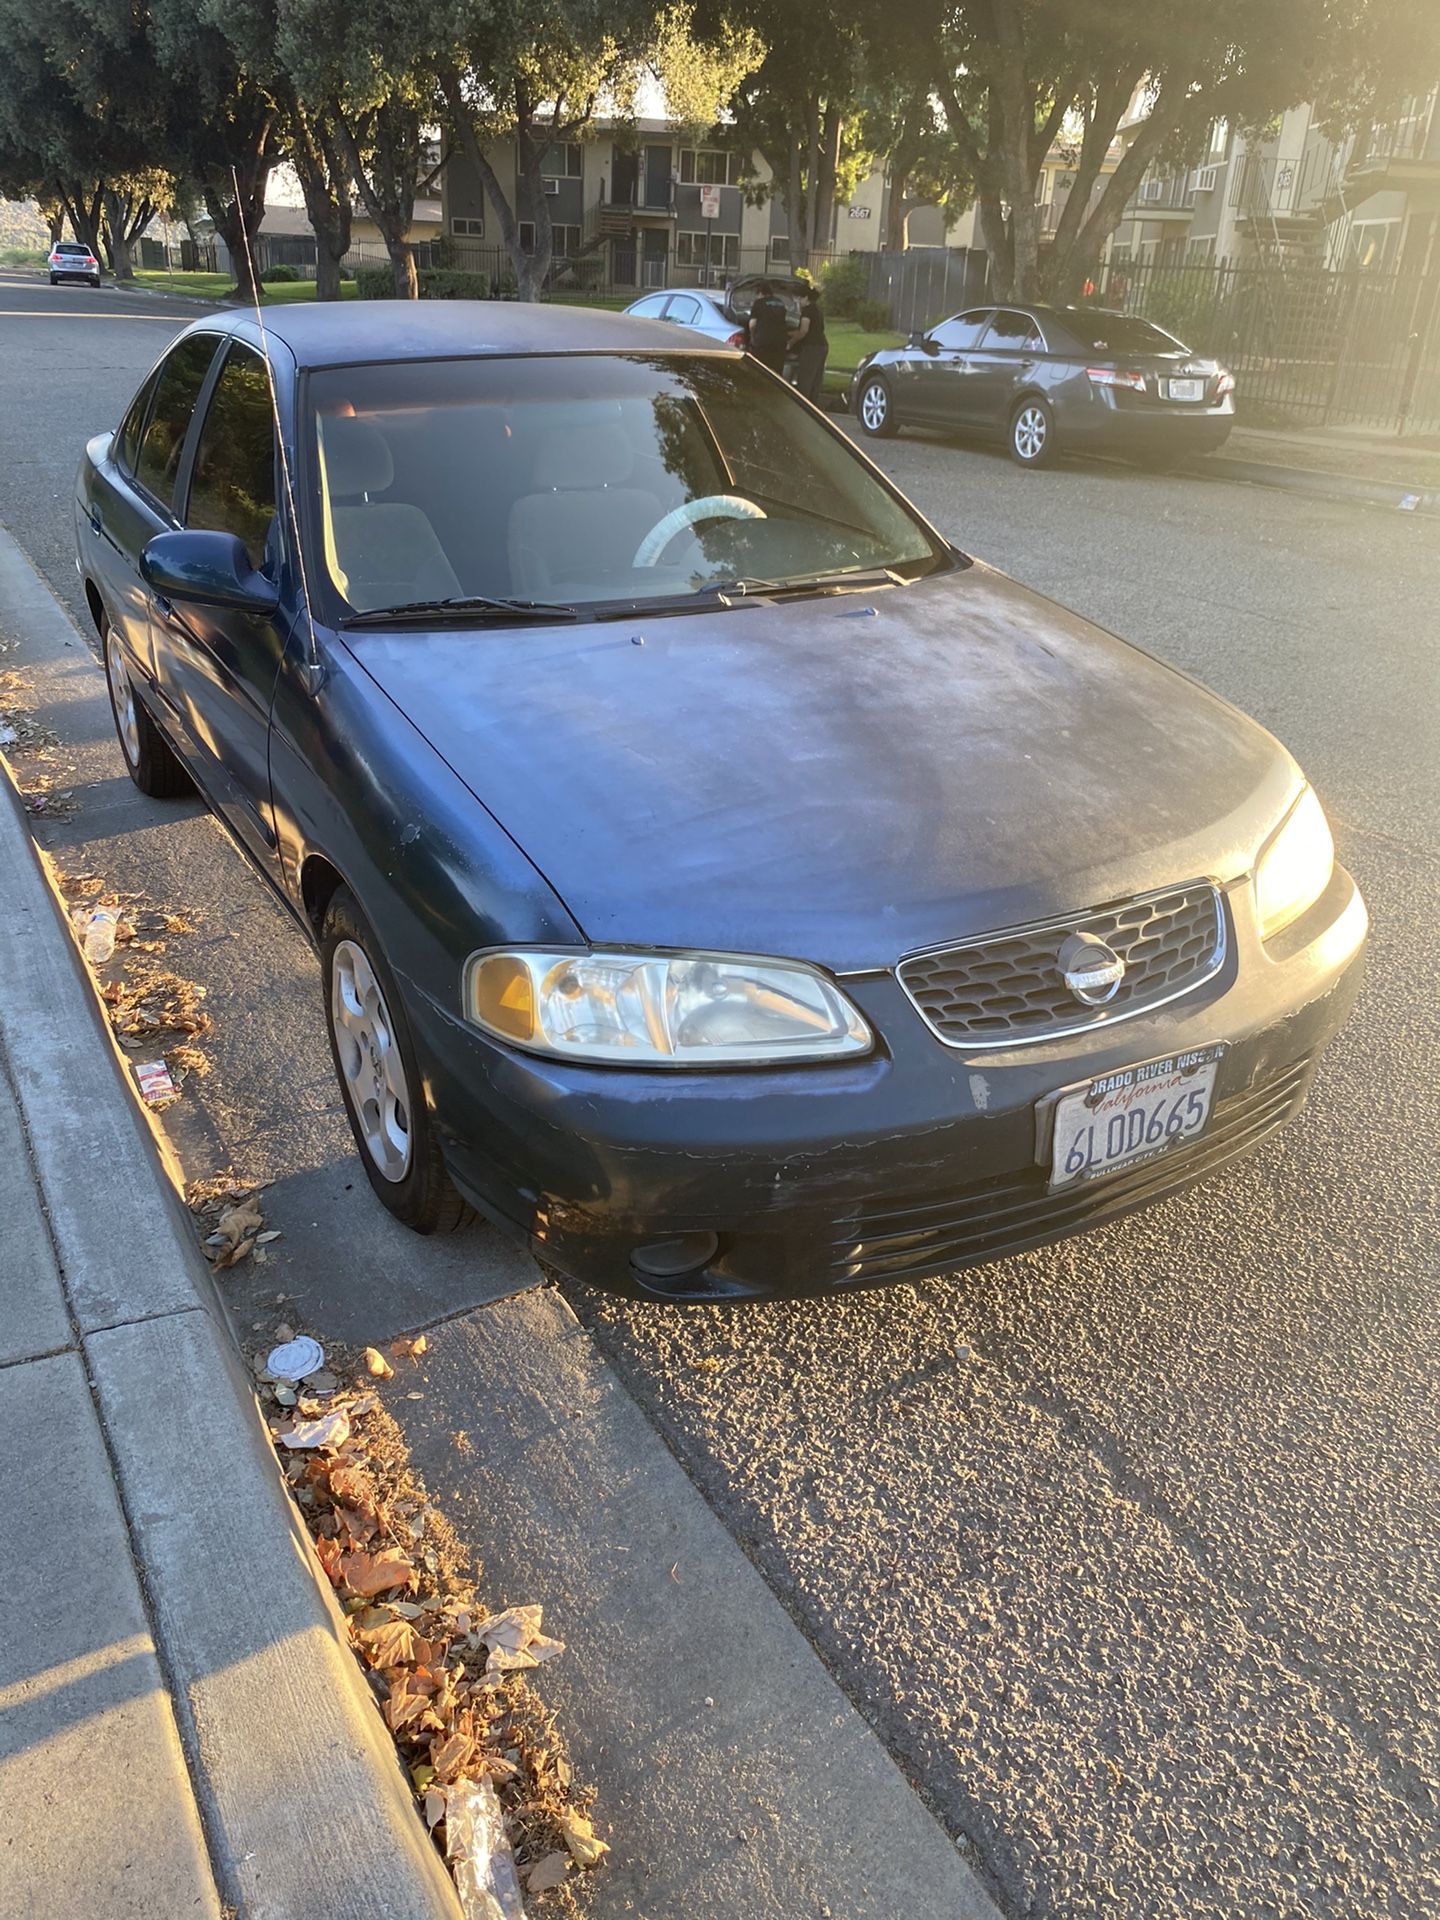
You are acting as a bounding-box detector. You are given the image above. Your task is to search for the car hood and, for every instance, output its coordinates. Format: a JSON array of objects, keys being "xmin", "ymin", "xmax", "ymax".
[{"xmin": 347, "ymin": 563, "xmax": 1298, "ymax": 972}]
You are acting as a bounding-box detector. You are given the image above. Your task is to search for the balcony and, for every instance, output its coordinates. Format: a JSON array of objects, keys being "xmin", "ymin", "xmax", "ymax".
[{"xmin": 1348, "ymin": 91, "xmax": 1440, "ymax": 189}]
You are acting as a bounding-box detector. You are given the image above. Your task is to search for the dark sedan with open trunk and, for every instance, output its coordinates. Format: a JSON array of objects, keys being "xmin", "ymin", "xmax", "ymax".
[
  {"xmin": 75, "ymin": 304, "xmax": 1362, "ymax": 1301},
  {"xmin": 852, "ymin": 303, "xmax": 1236, "ymax": 467}
]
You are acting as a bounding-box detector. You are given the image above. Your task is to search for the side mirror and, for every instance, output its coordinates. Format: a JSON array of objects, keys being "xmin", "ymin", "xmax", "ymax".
[
  {"xmin": 907, "ymin": 329, "xmax": 923, "ymax": 348},
  {"xmin": 140, "ymin": 531, "xmax": 278, "ymax": 617}
]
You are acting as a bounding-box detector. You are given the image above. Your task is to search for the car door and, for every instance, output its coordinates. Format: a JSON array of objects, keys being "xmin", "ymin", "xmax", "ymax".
[
  {"xmin": 965, "ymin": 309, "xmax": 1046, "ymax": 428},
  {"xmin": 154, "ymin": 339, "xmax": 289, "ymax": 870},
  {"xmin": 79, "ymin": 336, "xmax": 222, "ymax": 691},
  {"xmin": 661, "ymin": 293, "xmax": 701, "ymax": 334},
  {"xmin": 909, "ymin": 311, "xmax": 993, "ymax": 425}
]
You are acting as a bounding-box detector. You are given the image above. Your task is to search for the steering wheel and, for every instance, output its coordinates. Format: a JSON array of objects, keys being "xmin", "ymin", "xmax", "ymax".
[{"xmin": 632, "ymin": 494, "xmax": 767, "ymax": 568}]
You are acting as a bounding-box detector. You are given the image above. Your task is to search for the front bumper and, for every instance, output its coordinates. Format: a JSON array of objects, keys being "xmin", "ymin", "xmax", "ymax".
[{"xmin": 407, "ymin": 867, "xmax": 1366, "ymax": 1302}]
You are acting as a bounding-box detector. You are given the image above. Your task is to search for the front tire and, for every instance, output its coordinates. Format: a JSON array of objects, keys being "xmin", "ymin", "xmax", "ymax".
[
  {"xmin": 322, "ymin": 887, "xmax": 471, "ymax": 1235},
  {"xmin": 857, "ymin": 375, "xmax": 898, "ymax": 438},
  {"xmin": 1010, "ymin": 396, "xmax": 1057, "ymax": 468},
  {"xmin": 104, "ymin": 620, "xmax": 192, "ymax": 797}
]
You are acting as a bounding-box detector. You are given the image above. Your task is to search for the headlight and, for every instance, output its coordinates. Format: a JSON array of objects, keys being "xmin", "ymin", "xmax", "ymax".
[
  {"xmin": 465, "ymin": 948, "xmax": 873, "ymax": 1066},
  {"xmin": 1254, "ymin": 787, "xmax": 1334, "ymax": 940}
]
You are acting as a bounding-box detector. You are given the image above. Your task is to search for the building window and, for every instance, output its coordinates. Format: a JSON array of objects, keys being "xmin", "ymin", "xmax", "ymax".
[
  {"xmin": 769, "ymin": 236, "xmax": 790, "ymax": 263},
  {"xmin": 517, "ymin": 222, "xmax": 583, "ymax": 257},
  {"xmin": 451, "ymin": 216, "xmax": 484, "ymax": 237},
  {"xmin": 539, "ymin": 142, "xmax": 582, "ymax": 180},
  {"xmin": 676, "ymin": 230, "xmax": 740, "ymax": 268},
  {"xmin": 679, "ymin": 149, "xmax": 743, "ymax": 187}
]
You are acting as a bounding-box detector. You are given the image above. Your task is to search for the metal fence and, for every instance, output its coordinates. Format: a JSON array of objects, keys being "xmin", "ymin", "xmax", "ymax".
[{"xmin": 1094, "ymin": 257, "xmax": 1440, "ymax": 435}]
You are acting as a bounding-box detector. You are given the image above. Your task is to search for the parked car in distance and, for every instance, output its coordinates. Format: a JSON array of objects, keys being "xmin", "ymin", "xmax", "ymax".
[
  {"xmin": 625, "ymin": 274, "xmax": 811, "ymax": 371},
  {"xmin": 853, "ymin": 303, "xmax": 1235, "ymax": 468},
  {"xmin": 50, "ymin": 241, "xmax": 102, "ymax": 287},
  {"xmin": 76, "ymin": 303, "xmax": 1364, "ymax": 1305},
  {"xmin": 621, "ymin": 289, "xmax": 747, "ymax": 348}
]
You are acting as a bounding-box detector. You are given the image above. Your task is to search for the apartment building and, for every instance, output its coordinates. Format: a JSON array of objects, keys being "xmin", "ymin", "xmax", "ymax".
[
  {"xmin": 1104, "ymin": 88, "xmax": 1440, "ymax": 275},
  {"xmin": 439, "ymin": 118, "xmax": 948, "ymax": 288}
]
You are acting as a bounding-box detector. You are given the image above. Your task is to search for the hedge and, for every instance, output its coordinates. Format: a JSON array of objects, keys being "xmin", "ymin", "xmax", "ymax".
[{"xmin": 354, "ymin": 265, "xmax": 491, "ymax": 300}]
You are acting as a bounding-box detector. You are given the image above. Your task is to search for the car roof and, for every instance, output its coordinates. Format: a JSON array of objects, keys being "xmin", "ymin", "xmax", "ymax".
[{"xmin": 189, "ymin": 300, "xmax": 732, "ymax": 370}]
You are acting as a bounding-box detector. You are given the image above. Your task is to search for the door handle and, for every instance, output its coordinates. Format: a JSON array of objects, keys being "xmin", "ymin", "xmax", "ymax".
[{"xmin": 87, "ymin": 507, "xmax": 102, "ymax": 534}]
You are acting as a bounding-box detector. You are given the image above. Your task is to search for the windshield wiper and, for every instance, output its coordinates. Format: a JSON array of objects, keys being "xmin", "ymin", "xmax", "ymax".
[
  {"xmin": 699, "ymin": 566, "xmax": 911, "ymax": 601},
  {"xmin": 341, "ymin": 594, "xmax": 579, "ymax": 628}
]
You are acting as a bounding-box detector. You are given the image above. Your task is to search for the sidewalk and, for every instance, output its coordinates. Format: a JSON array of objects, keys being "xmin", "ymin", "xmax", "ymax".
[
  {"xmin": 1204, "ymin": 422, "xmax": 1440, "ymax": 515},
  {"xmin": 0, "ymin": 763, "xmax": 460, "ymax": 1920}
]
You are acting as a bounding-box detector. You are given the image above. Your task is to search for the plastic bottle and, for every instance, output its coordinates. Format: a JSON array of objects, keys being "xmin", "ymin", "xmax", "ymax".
[{"xmin": 82, "ymin": 907, "xmax": 119, "ymax": 964}]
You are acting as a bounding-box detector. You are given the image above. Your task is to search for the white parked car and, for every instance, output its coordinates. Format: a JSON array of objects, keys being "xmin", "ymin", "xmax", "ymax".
[
  {"xmin": 621, "ymin": 289, "xmax": 747, "ymax": 347},
  {"xmin": 49, "ymin": 242, "xmax": 101, "ymax": 287}
]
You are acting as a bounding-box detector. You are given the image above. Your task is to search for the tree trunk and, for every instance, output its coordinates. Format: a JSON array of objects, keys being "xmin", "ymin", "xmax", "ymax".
[
  {"xmin": 287, "ymin": 100, "xmax": 352, "ymax": 301},
  {"xmin": 335, "ymin": 103, "xmax": 420, "ymax": 299},
  {"xmin": 786, "ymin": 144, "xmax": 807, "ymax": 271},
  {"xmin": 41, "ymin": 198, "xmax": 65, "ymax": 248},
  {"xmin": 441, "ymin": 70, "xmax": 551, "ymax": 301},
  {"xmin": 60, "ymin": 183, "xmax": 105, "ymax": 264},
  {"xmin": 102, "ymin": 189, "xmax": 136, "ymax": 280},
  {"xmin": 811, "ymin": 102, "xmax": 843, "ymax": 260}
]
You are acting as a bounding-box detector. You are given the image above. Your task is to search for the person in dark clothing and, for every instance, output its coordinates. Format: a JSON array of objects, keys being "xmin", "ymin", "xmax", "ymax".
[
  {"xmin": 747, "ymin": 281, "xmax": 791, "ymax": 375},
  {"xmin": 792, "ymin": 284, "xmax": 828, "ymax": 403}
]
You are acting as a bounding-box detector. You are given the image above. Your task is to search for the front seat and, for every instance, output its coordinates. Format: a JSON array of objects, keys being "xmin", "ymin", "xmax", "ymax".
[
  {"xmin": 320, "ymin": 415, "xmax": 462, "ymax": 610},
  {"xmin": 507, "ymin": 423, "xmax": 662, "ymax": 599}
]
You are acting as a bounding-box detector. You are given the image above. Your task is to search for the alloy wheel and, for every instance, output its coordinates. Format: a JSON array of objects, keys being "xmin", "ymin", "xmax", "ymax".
[
  {"xmin": 330, "ymin": 938, "xmax": 413, "ymax": 1183},
  {"xmin": 105, "ymin": 629, "xmax": 140, "ymax": 767},
  {"xmin": 1014, "ymin": 404, "xmax": 1048, "ymax": 461},
  {"xmin": 860, "ymin": 381, "xmax": 889, "ymax": 432}
]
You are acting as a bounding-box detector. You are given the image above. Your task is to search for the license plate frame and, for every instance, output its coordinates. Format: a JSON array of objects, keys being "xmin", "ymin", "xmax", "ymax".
[
  {"xmin": 1042, "ymin": 1044, "xmax": 1226, "ymax": 1191},
  {"xmin": 1167, "ymin": 376, "xmax": 1205, "ymax": 402}
]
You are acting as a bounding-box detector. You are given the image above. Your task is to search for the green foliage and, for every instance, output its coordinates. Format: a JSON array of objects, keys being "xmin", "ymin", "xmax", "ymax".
[
  {"xmin": 356, "ymin": 265, "xmax": 492, "ymax": 300},
  {"xmin": 853, "ymin": 296, "xmax": 891, "ymax": 332},
  {"xmin": 0, "ymin": 246, "xmax": 46, "ymax": 267},
  {"xmin": 820, "ymin": 253, "xmax": 871, "ymax": 319},
  {"xmin": 261, "ymin": 262, "xmax": 300, "ymax": 282}
]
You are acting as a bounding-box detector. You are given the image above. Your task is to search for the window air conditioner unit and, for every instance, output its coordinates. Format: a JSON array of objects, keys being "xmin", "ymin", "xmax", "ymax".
[
  {"xmin": 542, "ymin": 177, "xmax": 560, "ymax": 195},
  {"xmin": 1141, "ymin": 178, "xmax": 1163, "ymax": 201},
  {"xmin": 1194, "ymin": 165, "xmax": 1219, "ymax": 192}
]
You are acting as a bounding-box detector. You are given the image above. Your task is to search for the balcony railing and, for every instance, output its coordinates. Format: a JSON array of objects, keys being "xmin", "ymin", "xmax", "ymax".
[{"xmin": 1354, "ymin": 91, "xmax": 1439, "ymax": 170}]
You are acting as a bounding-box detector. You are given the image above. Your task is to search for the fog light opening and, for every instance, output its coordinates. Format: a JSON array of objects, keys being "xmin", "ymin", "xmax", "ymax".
[{"xmin": 630, "ymin": 1232, "xmax": 721, "ymax": 1280}]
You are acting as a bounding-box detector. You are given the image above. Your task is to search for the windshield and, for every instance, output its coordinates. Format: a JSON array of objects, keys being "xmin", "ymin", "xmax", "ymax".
[
  {"xmin": 307, "ymin": 352, "xmax": 945, "ymax": 619},
  {"xmin": 1058, "ymin": 312, "xmax": 1187, "ymax": 356}
]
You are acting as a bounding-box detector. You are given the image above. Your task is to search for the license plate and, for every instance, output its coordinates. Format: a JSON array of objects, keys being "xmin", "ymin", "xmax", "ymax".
[
  {"xmin": 1047, "ymin": 1045, "xmax": 1225, "ymax": 1189},
  {"xmin": 1167, "ymin": 377, "xmax": 1204, "ymax": 402}
]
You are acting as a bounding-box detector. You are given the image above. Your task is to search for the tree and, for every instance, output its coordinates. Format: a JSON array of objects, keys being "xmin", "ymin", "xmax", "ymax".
[
  {"xmin": 438, "ymin": 1, "xmax": 760, "ymax": 301},
  {"xmin": 284, "ymin": 95, "xmax": 353, "ymax": 301},
  {"xmin": 275, "ymin": 0, "xmax": 447, "ymax": 298},
  {"xmin": 102, "ymin": 172, "xmax": 170, "ymax": 278},
  {"xmin": 714, "ymin": 0, "xmax": 870, "ymax": 273},
  {"xmin": 916, "ymin": 0, "xmax": 1440, "ymax": 302}
]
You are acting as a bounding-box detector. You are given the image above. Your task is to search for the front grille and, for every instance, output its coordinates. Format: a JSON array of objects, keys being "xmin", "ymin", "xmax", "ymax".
[
  {"xmin": 831, "ymin": 1054, "xmax": 1313, "ymax": 1288},
  {"xmin": 897, "ymin": 882, "xmax": 1224, "ymax": 1048}
]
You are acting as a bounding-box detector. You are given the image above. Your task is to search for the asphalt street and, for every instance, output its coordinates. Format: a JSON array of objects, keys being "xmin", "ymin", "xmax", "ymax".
[{"xmin": 1, "ymin": 270, "xmax": 1436, "ymax": 1920}]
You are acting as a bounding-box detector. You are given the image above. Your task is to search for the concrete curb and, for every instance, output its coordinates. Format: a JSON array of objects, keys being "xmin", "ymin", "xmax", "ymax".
[
  {"xmin": 0, "ymin": 760, "xmax": 461, "ymax": 1919},
  {"xmin": 1202, "ymin": 454, "xmax": 1440, "ymax": 515}
]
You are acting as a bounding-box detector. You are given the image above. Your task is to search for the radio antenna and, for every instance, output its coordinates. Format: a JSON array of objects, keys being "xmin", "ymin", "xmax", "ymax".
[{"xmin": 232, "ymin": 166, "xmax": 325, "ymax": 694}]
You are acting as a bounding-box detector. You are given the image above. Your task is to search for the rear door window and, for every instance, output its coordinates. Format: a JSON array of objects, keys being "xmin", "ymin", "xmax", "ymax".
[
  {"xmin": 928, "ymin": 311, "xmax": 992, "ymax": 351},
  {"xmin": 185, "ymin": 343, "xmax": 278, "ymax": 567},
  {"xmin": 980, "ymin": 309, "xmax": 1044, "ymax": 352},
  {"xmin": 664, "ymin": 296, "xmax": 700, "ymax": 325},
  {"xmin": 135, "ymin": 335, "xmax": 221, "ymax": 510}
]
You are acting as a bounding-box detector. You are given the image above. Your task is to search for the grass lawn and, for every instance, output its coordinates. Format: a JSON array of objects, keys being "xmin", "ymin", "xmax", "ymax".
[
  {"xmin": 131, "ymin": 270, "xmax": 357, "ymax": 303},
  {"xmin": 822, "ymin": 320, "xmax": 904, "ymax": 393}
]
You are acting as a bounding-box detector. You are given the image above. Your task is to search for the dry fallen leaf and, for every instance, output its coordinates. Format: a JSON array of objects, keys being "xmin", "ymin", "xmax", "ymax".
[
  {"xmin": 527, "ymin": 1852, "xmax": 571, "ymax": 1894},
  {"xmin": 340, "ymin": 1547, "xmax": 417, "ymax": 1597},
  {"xmin": 556, "ymin": 1809, "xmax": 609, "ymax": 1868},
  {"xmin": 365, "ymin": 1346, "xmax": 395, "ymax": 1379},
  {"xmin": 355, "ymin": 1618, "xmax": 426, "ymax": 1669}
]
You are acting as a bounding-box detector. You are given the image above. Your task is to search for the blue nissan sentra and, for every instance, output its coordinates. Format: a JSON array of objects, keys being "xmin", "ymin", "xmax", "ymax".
[{"xmin": 74, "ymin": 303, "xmax": 1366, "ymax": 1301}]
